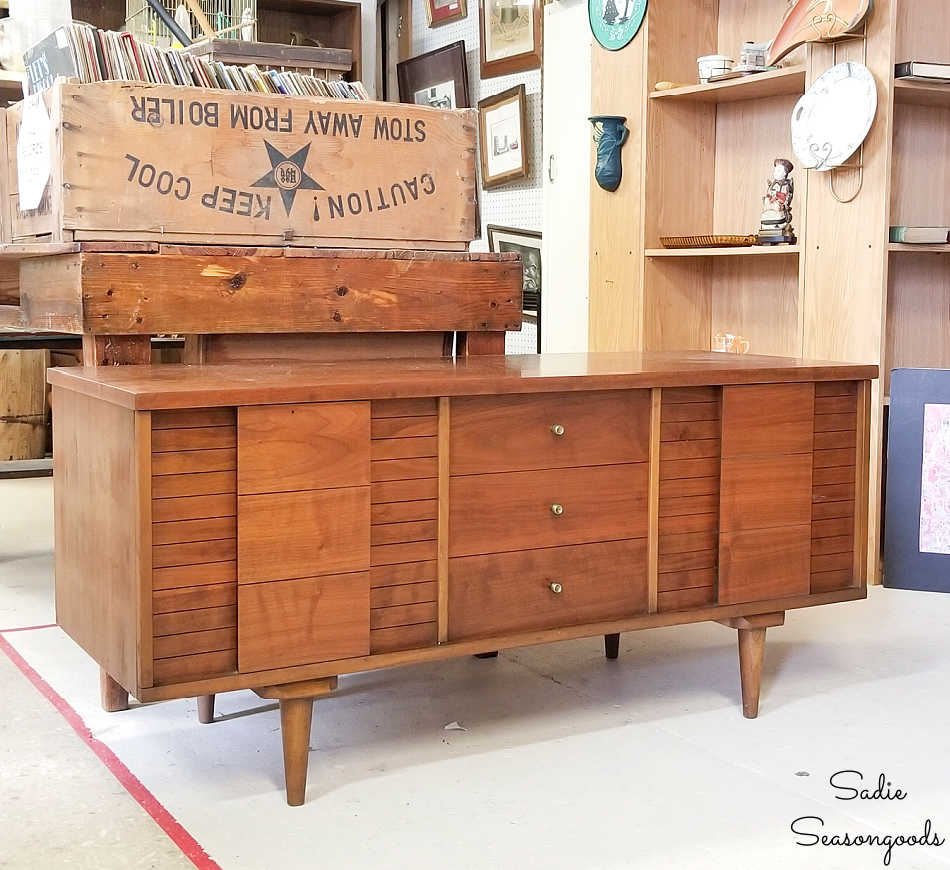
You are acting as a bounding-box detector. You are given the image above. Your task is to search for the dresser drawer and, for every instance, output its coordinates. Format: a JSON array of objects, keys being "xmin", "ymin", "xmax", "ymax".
[
  {"xmin": 449, "ymin": 540, "xmax": 648, "ymax": 640},
  {"xmin": 238, "ymin": 487, "xmax": 369, "ymax": 583},
  {"xmin": 449, "ymin": 464, "xmax": 648, "ymax": 557},
  {"xmin": 238, "ymin": 572, "xmax": 370, "ymax": 672},
  {"xmin": 450, "ymin": 391, "xmax": 650, "ymax": 475},
  {"xmin": 238, "ymin": 402, "xmax": 369, "ymax": 495}
]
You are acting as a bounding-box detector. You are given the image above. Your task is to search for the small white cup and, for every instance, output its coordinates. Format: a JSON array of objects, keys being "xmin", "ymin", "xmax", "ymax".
[{"xmin": 697, "ymin": 54, "xmax": 734, "ymax": 83}]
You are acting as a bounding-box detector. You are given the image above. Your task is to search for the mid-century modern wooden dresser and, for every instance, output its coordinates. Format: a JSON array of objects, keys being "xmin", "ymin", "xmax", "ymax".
[{"xmin": 48, "ymin": 352, "xmax": 876, "ymax": 804}]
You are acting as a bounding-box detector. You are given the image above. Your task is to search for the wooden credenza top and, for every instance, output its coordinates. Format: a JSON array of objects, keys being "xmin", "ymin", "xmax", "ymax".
[{"xmin": 48, "ymin": 352, "xmax": 878, "ymax": 410}]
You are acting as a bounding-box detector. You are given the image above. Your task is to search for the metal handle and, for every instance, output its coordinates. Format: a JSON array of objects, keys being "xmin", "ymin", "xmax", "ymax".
[
  {"xmin": 548, "ymin": 153, "xmax": 556, "ymax": 182},
  {"xmin": 549, "ymin": 582, "xmax": 563, "ymax": 594},
  {"xmin": 550, "ymin": 503, "xmax": 564, "ymax": 516},
  {"xmin": 550, "ymin": 423, "xmax": 565, "ymax": 437}
]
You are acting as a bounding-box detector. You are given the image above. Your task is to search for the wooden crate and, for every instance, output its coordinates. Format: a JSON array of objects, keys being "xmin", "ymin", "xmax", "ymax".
[{"xmin": 1, "ymin": 80, "xmax": 477, "ymax": 249}]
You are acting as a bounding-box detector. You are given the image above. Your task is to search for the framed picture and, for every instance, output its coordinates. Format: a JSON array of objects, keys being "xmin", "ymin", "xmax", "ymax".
[
  {"xmin": 477, "ymin": 84, "xmax": 528, "ymax": 188},
  {"xmin": 479, "ymin": 0, "xmax": 542, "ymax": 78},
  {"xmin": 488, "ymin": 224, "xmax": 541, "ymax": 352},
  {"xmin": 426, "ymin": 0, "xmax": 467, "ymax": 27},
  {"xmin": 884, "ymin": 369, "xmax": 950, "ymax": 594},
  {"xmin": 397, "ymin": 41, "xmax": 471, "ymax": 109}
]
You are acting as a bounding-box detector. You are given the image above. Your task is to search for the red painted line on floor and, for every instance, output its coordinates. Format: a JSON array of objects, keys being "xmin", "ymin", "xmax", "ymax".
[
  {"xmin": 0, "ymin": 623, "xmax": 57, "ymax": 633},
  {"xmin": 0, "ymin": 633, "xmax": 221, "ymax": 870}
]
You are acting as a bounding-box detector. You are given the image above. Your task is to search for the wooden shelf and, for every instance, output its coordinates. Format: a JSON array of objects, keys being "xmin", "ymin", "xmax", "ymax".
[
  {"xmin": 894, "ymin": 78, "xmax": 950, "ymax": 108},
  {"xmin": 648, "ymin": 66, "xmax": 806, "ymax": 104},
  {"xmin": 258, "ymin": 0, "xmax": 359, "ymax": 13},
  {"xmin": 646, "ymin": 245, "xmax": 800, "ymax": 258},
  {"xmin": 888, "ymin": 242, "xmax": 950, "ymax": 253}
]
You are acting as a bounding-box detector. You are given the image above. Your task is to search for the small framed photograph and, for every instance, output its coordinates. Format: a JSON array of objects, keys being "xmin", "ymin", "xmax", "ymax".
[
  {"xmin": 397, "ymin": 41, "xmax": 471, "ymax": 108},
  {"xmin": 478, "ymin": 0, "xmax": 542, "ymax": 79},
  {"xmin": 477, "ymin": 84, "xmax": 528, "ymax": 189},
  {"xmin": 426, "ymin": 0, "xmax": 467, "ymax": 27},
  {"xmin": 488, "ymin": 223, "xmax": 541, "ymax": 352}
]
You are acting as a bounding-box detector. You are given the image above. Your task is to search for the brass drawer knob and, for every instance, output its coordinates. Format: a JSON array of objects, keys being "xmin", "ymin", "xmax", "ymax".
[
  {"xmin": 550, "ymin": 503, "xmax": 564, "ymax": 516},
  {"xmin": 550, "ymin": 423, "xmax": 565, "ymax": 437},
  {"xmin": 549, "ymin": 582, "xmax": 563, "ymax": 594}
]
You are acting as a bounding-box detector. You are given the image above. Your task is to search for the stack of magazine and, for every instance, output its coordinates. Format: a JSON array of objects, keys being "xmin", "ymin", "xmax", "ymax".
[{"xmin": 24, "ymin": 23, "xmax": 368, "ymax": 100}]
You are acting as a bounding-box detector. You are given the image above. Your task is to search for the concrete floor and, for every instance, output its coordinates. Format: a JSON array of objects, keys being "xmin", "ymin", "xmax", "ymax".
[{"xmin": 1, "ymin": 476, "xmax": 949, "ymax": 869}]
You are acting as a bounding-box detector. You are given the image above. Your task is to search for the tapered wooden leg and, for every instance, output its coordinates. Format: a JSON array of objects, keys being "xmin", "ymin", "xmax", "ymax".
[
  {"xmin": 255, "ymin": 677, "xmax": 337, "ymax": 806},
  {"xmin": 474, "ymin": 651, "xmax": 499, "ymax": 659},
  {"xmin": 99, "ymin": 668, "xmax": 129, "ymax": 712},
  {"xmin": 717, "ymin": 612, "xmax": 784, "ymax": 719},
  {"xmin": 197, "ymin": 694, "xmax": 215, "ymax": 724},
  {"xmin": 737, "ymin": 628, "xmax": 766, "ymax": 718},
  {"xmin": 604, "ymin": 633, "xmax": 620, "ymax": 660},
  {"xmin": 279, "ymin": 697, "xmax": 314, "ymax": 807}
]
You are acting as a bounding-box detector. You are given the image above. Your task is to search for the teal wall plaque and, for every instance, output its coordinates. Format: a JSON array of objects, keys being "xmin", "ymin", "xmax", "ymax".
[{"xmin": 589, "ymin": 0, "xmax": 647, "ymax": 51}]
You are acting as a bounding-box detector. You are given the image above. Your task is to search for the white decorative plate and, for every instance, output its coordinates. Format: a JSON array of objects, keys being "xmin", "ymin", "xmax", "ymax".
[{"xmin": 791, "ymin": 61, "xmax": 877, "ymax": 171}]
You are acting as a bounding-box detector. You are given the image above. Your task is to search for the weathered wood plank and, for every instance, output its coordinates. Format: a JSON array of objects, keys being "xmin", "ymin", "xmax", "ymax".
[{"xmin": 76, "ymin": 253, "xmax": 522, "ymax": 334}]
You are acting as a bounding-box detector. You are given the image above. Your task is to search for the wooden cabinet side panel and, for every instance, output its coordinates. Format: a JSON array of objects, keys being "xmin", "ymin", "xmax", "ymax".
[{"xmin": 53, "ymin": 388, "xmax": 141, "ymax": 692}]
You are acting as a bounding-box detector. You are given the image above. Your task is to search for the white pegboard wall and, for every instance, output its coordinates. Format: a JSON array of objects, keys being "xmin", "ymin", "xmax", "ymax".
[
  {"xmin": 411, "ymin": 1, "xmax": 543, "ymax": 248},
  {"xmin": 411, "ymin": 1, "xmax": 542, "ymax": 352}
]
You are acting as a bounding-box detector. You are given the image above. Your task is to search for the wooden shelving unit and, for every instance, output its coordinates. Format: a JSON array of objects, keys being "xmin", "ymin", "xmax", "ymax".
[
  {"xmin": 648, "ymin": 65, "xmax": 806, "ymax": 104},
  {"xmin": 588, "ymin": 0, "xmax": 938, "ymax": 583},
  {"xmin": 888, "ymin": 243, "xmax": 950, "ymax": 253}
]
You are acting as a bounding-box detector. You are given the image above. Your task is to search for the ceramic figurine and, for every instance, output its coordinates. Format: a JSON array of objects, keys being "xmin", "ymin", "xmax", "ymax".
[
  {"xmin": 588, "ymin": 116, "xmax": 629, "ymax": 192},
  {"xmin": 241, "ymin": 6, "xmax": 254, "ymax": 40},
  {"xmin": 756, "ymin": 158, "xmax": 797, "ymax": 246}
]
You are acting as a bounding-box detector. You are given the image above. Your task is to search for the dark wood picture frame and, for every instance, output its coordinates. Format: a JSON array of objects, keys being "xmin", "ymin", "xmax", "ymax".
[
  {"xmin": 396, "ymin": 41, "xmax": 471, "ymax": 108},
  {"xmin": 477, "ymin": 84, "xmax": 529, "ymax": 189},
  {"xmin": 478, "ymin": 0, "xmax": 542, "ymax": 78},
  {"xmin": 425, "ymin": 0, "xmax": 468, "ymax": 27}
]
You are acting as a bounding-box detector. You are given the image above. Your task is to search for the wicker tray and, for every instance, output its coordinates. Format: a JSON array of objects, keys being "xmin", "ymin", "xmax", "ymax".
[{"xmin": 660, "ymin": 234, "xmax": 756, "ymax": 249}]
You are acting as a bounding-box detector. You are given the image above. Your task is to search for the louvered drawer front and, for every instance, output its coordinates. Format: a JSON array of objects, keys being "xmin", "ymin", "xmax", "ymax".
[{"xmin": 151, "ymin": 408, "xmax": 237, "ymax": 685}]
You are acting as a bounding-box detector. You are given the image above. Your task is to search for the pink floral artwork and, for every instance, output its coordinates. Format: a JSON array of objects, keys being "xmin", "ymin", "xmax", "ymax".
[{"xmin": 919, "ymin": 403, "xmax": 950, "ymax": 555}]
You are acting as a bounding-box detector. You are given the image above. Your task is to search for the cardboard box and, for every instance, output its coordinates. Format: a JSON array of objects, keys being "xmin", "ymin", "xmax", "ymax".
[{"xmin": 2, "ymin": 80, "xmax": 478, "ymax": 249}]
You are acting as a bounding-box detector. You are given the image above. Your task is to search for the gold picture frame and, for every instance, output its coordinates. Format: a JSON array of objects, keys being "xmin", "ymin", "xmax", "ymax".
[
  {"xmin": 477, "ymin": 84, "xmax": 528, "ymax": 189},
  {"xmin": 478, "ymin": 0, "xmax": 542, "ymax": 78}
]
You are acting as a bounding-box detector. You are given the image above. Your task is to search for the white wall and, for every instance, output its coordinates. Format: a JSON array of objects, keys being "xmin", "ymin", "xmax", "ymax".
[
  {"xmin": 360, "ymin": 0, "xmax": 379, "ymax": 97},
  {"xmin": 540, "ymin": 0, "xmax": 590, "ymax": 353},
  {"xmin": 409, "ymin": 0, "xmax": 541, "ymax": 352},
  {"xmin": 410, "ymin": 4, "xmax": 542, "ymax": 246}
]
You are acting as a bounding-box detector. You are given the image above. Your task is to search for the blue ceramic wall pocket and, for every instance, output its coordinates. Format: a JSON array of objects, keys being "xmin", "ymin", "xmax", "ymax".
[{"xmin": 588, "ymin": 116, "xmax": 629, "ymax": 192}]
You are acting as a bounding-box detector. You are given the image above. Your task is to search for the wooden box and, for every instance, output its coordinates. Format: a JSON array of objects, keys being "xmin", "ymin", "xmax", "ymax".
[{"xmin": 1, "ymin": 80, "xmax": 477, "ymax": 249}]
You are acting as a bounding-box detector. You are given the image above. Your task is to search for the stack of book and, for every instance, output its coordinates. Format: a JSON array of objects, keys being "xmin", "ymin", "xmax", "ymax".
[
  {"xmin": 889, "ymin": 226, "xmax": 950, "ymax": 245},
  {"xmin": 24, "ymin": 23, "xmax": 368, "ymax": 100},
  {"xmin": 895, "ymin": 61, "xmax": 950, "ymax": 84}
]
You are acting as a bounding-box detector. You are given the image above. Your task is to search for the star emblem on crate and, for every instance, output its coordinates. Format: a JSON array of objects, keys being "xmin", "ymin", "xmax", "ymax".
[{"xmin": 252, "ymin": 141, "xmax": 324, "ymax": 215}]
